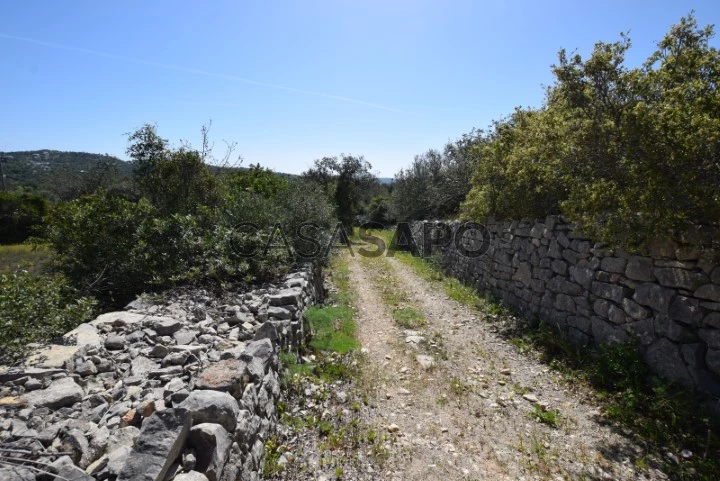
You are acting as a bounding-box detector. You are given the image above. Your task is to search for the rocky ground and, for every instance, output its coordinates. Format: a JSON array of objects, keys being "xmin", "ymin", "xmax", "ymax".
[
  {"xmin": 0, "ymin": 249, "xmax": 700, "ymax": 480},
  {"xmin": 272, "ymin": 251, "xmax": 677, "ymax": 481},
  {"xmin": 0, "ymin": 269, "xmax": 317, "ymax": 481}
]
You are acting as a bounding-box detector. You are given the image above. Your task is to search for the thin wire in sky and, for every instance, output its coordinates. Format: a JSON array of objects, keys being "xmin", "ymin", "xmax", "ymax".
[{"xmin": 0, "ymin": 33, "xmax": 411, "ymax": 115}]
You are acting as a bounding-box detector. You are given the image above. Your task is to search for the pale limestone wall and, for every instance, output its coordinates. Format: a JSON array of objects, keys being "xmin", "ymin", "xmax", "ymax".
[
  {"xmin": 411, "ymin": 219, "xmax": 720, "ymax": 396},
  {"xmin": 0, "ymin": 265, "xmax": 322, "ymax": 481}
]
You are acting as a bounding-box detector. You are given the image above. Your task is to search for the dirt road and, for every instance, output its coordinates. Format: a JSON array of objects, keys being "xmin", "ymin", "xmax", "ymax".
[{"xmin": 347, "ymin": 252, "xmax": 666, "ymax": 481}]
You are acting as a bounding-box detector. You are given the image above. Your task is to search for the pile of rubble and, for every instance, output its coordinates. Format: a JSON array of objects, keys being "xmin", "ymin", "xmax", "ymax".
[{"xmin": 0, "ymin": 267, "xmax": 320, "ymax": 481}]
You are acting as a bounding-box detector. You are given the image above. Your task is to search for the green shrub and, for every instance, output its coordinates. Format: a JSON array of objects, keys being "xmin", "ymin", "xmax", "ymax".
[
  {"xmin": 43, "ymin": 192, "xmax": 154, "ymax": 305},
  {"xmin": 0, "ymin": 270, "xmax": 95, "ymax": 363},
  {"xmin": 365, "ymin": 195, "xmax": 394, "ymax": 225},
  {"xmin": 461, "ymin": 14, "xmax": 720, "ymax": 244},
  {"xmin": 0, "ymin": 191, "xmax": 48, "ymax": 244},
  {"xmin": 391, "ymin": 133, "xmax": 481, "ymax": 221},
  {"xmin": 41, "ymin": 125, "xmax": 338, "ymax": 309},
  {"xmin": 226, "ymin": 163, "xmax": 288, "ymax": 199},
  {"xmin": 44, "ymin": 179, "xmax": 335, "ymax": 308},
  {"xmin": 274, "ymin": 179, "xmax": 336, "ymax": 261},
  {"xmin": 43, "ymin": 191, "xmax": 294, "ymax": 306}
]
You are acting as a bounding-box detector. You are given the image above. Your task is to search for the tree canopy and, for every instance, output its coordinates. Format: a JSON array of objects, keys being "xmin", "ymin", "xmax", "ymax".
[
  {"xmin": 303, "ymin": 155, "xmax": 377, "ymax": 230},
  {"xmin": 459, "ymin": 14, "xmax": 720, "ymax": 244}
]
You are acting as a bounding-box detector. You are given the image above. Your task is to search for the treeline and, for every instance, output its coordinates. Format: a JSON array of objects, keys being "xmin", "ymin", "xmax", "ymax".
[
  {"xmin": 0, "ymin": 152, "xmax": 134, "ymax": 244},
  {"xmin": 390, "ymin": 14, "xmax": 720, "ymax": 245},
  {"xmin": 0, "ymin": 150, "xmax": 133, "ymax": 201},
  {"xmin": 42, "ymin": 124, "xmax": 338, "ymax": 307},
  {"xmin": 2, "ymin": 123, "xmax": 393, "ymax": 361},
  {"xmin": 0, "ymin": 149, "xmax": 391, "ymax": 245},
  {"xmin": 390, "ymin": 131, "xmax": 481, "ymax": 222}
]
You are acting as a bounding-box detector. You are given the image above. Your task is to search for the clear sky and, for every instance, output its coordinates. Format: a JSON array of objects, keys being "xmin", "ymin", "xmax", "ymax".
[{"xmin": 1, "ymin": 1, "xmax": 718, "ymax": 177}]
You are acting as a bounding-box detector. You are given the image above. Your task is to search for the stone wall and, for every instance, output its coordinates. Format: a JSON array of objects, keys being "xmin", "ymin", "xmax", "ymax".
[
  {"xmin": 0, "ymin": 265, "xmax": 321, "ymax": 481},
  {"xmin": 410, "ymin": 218, "xmax": 720, "ymax": 397}
]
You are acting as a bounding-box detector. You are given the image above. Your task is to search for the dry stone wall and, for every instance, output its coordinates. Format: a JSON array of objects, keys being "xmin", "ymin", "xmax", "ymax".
[
  {"xmin": 410, "ymin": 218, "xmax": 720, "ymax": 397},
  {"xmin": 0, "ymin": 265, "xmax": 322, "ymax": 481}
]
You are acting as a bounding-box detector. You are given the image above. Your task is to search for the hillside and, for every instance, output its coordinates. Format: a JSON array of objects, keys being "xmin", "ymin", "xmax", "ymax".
[
  {"xmin": 0, "ymin": 150, "xmax": 389, "ymax": 198},
  {"xmin": 0, "ymin": 150, "xmax": 132, "ymax": 198}
]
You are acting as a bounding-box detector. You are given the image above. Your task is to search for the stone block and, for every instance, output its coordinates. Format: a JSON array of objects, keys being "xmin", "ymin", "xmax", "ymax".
[
  {"xmin": 591, "ymin": 282, "xmax": 625, "ymax": 303},
  {"xmin": 695, "ymin": 284, "xmax": 720, "ymax": 302},
  {"xmin": 600, "ymin": 257, "xmax": 626, "ymax": 274},
  {"xmin": 118, "ymin": 408, "xmax": 191, "ymax": 481},
  {"xmin": 633, "ymin": 283, "xmax": 675, "ymax": 313},
  {"xmin": 654, "ymin": 267, "xmax": 708, "ymax": 290},
  {"xmin": 22, "ymin": 377, "xmax": 83, "ymax": 409},
  {"xmin": 179, "ymin": 390, "xmax": 240, "ymax": 432},
  {"xmin": 188, "ymin": 423, "xmax": 232, "ymax": 481},
  {"xmin": 669, "ymin": 296, "xmax": 703, "ymax": 325},
  {"xmin": 644, "ymin": 338, "xmax": 692, "ymax": 386},
  {"xmin": 625, "ymin": 256, "xmax": 655, "ymax": 282}
]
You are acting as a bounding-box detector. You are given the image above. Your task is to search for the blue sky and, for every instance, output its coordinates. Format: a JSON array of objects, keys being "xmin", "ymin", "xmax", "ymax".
[{"xmin": 1, "ymin": 1, "xmax": 718, "ymax": 177}]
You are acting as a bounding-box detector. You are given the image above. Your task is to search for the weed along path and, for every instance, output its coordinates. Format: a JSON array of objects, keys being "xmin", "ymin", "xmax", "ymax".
[{"xmin": 345, "ymin": 249, "xmax": 671, "ymax": 481}]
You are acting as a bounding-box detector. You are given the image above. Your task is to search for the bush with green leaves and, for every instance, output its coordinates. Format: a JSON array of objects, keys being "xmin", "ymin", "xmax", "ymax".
[
  {"xmin": 42, "ymin": 126, "xmax": 337, "ymax": 308},
  {"xmin": 302, "ymin": 155, "xmax": 377, "ymax": 232},
  {"xmin": 391, "ymin": 132, "xmax": 481, "ymax": 221},
  {"xmin": 461, "ymin": 14, "xmax": 720, "ymax": 245},
  {"xmin": 0, "ymin": 270, "xmax": 95, "ymax": 363},
  {"xmin": 43, "ymin": 191, "xmax": 295, "ymax": 306},
  {"xmin": 43, "ymin": 193, "xmax": 154, "ymax": 305},
  {"xmin": 365, "ymin": 195, "xmax": 394, "ymax": 225},
  {"xmin": 0, "ymin": 191, "xmax": 48, "ymax": 244}
]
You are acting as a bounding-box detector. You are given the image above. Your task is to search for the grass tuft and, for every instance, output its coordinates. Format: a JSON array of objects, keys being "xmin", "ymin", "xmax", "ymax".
[
  {"xmin": 306, "ymin": 305, "xmax": 359, "ymax": 354},
  {"xmin": 392, "ymin": 307, "xmax": 425, "ymax": 329}
]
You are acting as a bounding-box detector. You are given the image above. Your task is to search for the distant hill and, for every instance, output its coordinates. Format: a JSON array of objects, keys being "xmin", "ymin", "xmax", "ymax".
[
  {"xmin": 0, "ymin": 149, "xmax": 390, "ymax": 199},
  {"xmin": 0, "ymin": 150, "xmax": 132, "ymax": 199}
]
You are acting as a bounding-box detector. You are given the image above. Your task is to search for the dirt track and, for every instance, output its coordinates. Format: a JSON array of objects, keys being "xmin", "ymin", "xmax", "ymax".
[{"xmin": 346, "ymin": 252, "xmax": 667, "ymax": 481}]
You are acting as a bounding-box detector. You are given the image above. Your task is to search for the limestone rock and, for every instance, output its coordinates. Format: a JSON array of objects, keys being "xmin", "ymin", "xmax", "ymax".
[
  {"xmin": 695, "ymin": 284, "xmax": 720, "ymax": 302},
  {"xmin": 625, "ymin": 256, "xmax": 655, "ymax": 282},
  {"xmin": 415, "ymin": 354, "xmax": 435, "ymax": 369},
  {"xmin": 105, "ymin": 333, "xmax": 126, "ymax": 350},
  {"xmin": 633, "ymin": 284, "xmax": 675, "ymax": 314},
  {"xmin": 52, "ymin": 455, "xmax": 94, "ymax": 480},
  {"xmin": 188, "ymin": 423, "xmax": 232, "ymax": 481},
  {"xmin": 131, "ymin": 356, "xmax": 159, "ymax": 377},
  {"xmin": 175, "ymin": 471, "xmax": 210, "ymax": 481},
  {"xmin": 117, "ymin": 408, "xmax": 191, "ymax": 481},
  {"xmin": 195, "ymin": 359, "xmax": 247, "ymax": 397},
  {"xmin": 179, "ymin": 390, "xmax": 240, "ymax": 432},
  {"xmin": 268, "ymin": 288, "xmax": 302, "ymax": 306},
  {"xmin": 268, "ymin": 306, "xmax": 292, "ymax": 320},
  {"xmin": 654, "ymin": 267, "xmax": 708, "ymax": 290},
  {"xmin": 63, "ymin": 323, "xmax": 102, "ymax": 348},
  {"xmin": 669, "ymin": 296, "xmax": 703, "ymax": 324},
  {"xmin": 622, "ymin": 298, "xmax": 649, "ymax": 321},
  {"xmin": 23, "ymin": 376, "xmax": 82, "ymax": 409},
  {"xmin": 591, "ymin": 282, "xmax": 625, "ymax": 304},
  {"xmin": 0, "ymin": 467, "xmax": 35, "ymax": 481},
  {"xmin": 91, "ymin": 311, "xmax": 147, "ymax": 327},
  {"xmin": 153, "ymin": 318, "xmax": 184, "ymax": 336},
  {"xmin": 645, "ymin": 338, "xmax": 693, "ymax": 386},
  {"xmin": 0, "ymin": 367, "xmax": 65, "ymax": 383},
  {"xmin": 600, "ymin": 257, "xmax": 626, "ymax": 274}
]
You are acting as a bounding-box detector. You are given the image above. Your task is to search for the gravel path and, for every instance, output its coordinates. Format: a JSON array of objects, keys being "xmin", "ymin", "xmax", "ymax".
[{"xmin": 346, "ymin": 252, "xmax": 669, "ymax": 481}]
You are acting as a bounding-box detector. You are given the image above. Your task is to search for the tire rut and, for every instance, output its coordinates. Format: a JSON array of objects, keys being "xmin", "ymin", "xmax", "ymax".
[{"xmin": 346, "ymin": 252, "xmax": 668, "ymax": 480}]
